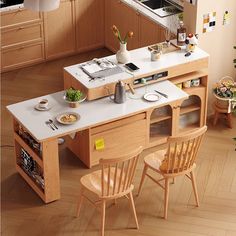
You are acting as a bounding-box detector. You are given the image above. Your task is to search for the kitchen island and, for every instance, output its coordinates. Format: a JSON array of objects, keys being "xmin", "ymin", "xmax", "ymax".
[{"xmin": 7, "ymin": 45, "xmax": 209, "ymax": 203}]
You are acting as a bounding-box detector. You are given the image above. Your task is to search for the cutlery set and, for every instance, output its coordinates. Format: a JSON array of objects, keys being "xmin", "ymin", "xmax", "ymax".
[{"xmin": 45, "ymin": 119, "xmax": 58, "ymax": 131}]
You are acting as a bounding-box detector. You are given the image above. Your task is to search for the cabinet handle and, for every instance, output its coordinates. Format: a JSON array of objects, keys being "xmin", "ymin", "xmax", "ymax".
[
  {"xmin": 17, "ymin": 8, "xmax": 23, "ymax": 12},
  {"xmin": 18, "ymin": 27, "xmax": 24, "ymax": 30},
  {"xmin": 136, "ymin": 10, "xmax": 140, "ymax": 15},
  {"xmin": 18, "ymin": 46, "xmax": 25, "ymax": 50}
]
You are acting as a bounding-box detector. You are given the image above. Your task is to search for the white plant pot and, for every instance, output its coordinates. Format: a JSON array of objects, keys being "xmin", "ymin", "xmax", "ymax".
[{"xmin": 116, "ymin": 43, "xmax": 130, "ymax": 64}]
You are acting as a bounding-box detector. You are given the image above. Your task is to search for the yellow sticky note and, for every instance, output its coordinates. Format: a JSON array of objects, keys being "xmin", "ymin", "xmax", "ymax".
[{"xmin": 95, "ymin": 138, "xmax": 105, "ymax": 150}]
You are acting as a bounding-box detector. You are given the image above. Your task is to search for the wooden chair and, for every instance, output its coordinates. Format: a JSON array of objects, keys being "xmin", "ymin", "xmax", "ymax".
[
  {"xmin": 76, "ymin": 146, "xmax": 143, "ymax": 236},
  {"xmin": 137, "ymin": 126, "xmax": 207, "ymax": 219}
]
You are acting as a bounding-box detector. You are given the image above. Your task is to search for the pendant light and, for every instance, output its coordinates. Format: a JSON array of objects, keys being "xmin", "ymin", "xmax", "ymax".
[{"xmin": 24, "ymin": 0, "xmax": 60, "ymax": 12}]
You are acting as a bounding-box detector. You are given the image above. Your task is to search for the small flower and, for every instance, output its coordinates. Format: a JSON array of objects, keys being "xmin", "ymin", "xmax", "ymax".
[{"xmin": 111, "ymin": 25, "xmax": 134, "ymax": 44}]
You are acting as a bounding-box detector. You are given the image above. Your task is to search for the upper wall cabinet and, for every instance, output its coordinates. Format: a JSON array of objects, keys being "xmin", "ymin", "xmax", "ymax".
[
  {"xmin": 105, "ymin": 0, "xmax": 140, "ymax": 52},
  {"xmin": 75, "ymin": 0, "xmax": 104, "ymax": 52},
  {"xmin": 43, "ymin": 0, "xmax": 76, "ymax": 59}
]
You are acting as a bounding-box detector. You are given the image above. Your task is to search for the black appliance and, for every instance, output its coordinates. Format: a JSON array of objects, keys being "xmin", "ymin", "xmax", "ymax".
[{"xmin": 0, "ymin": 0, "xmax": 24, "ymax": 8}]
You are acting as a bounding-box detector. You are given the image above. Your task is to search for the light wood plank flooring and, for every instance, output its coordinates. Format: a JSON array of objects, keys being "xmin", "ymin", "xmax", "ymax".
[{"xmin": 1, "ymin": 48, "xmax": 236, "ymax": 236}]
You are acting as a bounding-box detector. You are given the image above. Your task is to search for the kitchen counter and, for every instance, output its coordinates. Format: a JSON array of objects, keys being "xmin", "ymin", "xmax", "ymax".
[
  {"xmin": 121, "ymin": 0, "xmax": 181, "ymax": 33},
  {"xmin": 64, "ymin": 45, "xmax": 209, "ymax": 91},
  {"xmin": 6, "ymin": 44, "xmax": 209, "ymax": 203},
  {"xmin": 7, "ymin": 80, "xmax": 188, "ymax": 142}
]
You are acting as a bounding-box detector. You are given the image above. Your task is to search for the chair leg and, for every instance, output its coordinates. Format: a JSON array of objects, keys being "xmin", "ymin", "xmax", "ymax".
[
  {"xmin": 128, "ymin": 191, "xmax": 139, "ymax": 229},
  {"xmin": 101, "ymin": 200, "xmax": 106, "ymax": 236},
  {"xmin": 172, "ymin": 178, "xmax": 175, "ymax": 184},
  {"xmin": 76, "ymin": 187, "xmax": 84, "ymax": 218},
  {"xmin": 137, "ymin": 164, "xmax": 148, "ymax": 196},
  {"xmin": 164, "ymin": 178, "xmax": 170, "ymax": 220},
  {"xmin": 213, "ymin": 110, "xmax": 219, "ymax": 126},
  {"xmin": 190, "ymin": 171, "xmax": 199, "ymax": 207}
]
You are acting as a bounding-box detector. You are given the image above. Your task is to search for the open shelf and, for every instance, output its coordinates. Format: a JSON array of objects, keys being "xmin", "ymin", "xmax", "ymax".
[
  {"xmin": 179, "ymin": 124, "xmax": 200, "ymax": 134},
  {"xmin": 14, "ymin": 132, "xmax": 43, "ymax": 168},
  {"xmin": 150, "ymin": 115, "xmax": 172, "ymax": 124},
  {"xmin": 170, "ymin": 69, "xmax": 208, "ymax": 85},
  {"xmin": 180, "ymin": 104, "xmax": 200, "ymax": 115},
  {"xmin": 16, "ymin": 164, "xmax": 45, "ymax": 201}
]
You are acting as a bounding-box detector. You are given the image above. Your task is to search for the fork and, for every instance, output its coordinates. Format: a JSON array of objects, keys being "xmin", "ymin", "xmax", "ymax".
[
  {"xmin": 45, "ymin": 121, "xmax": 55, "ymax": 130},
  {"xmin": 49, "ymin": 119, "xmax": 58, "ymax": 130}
]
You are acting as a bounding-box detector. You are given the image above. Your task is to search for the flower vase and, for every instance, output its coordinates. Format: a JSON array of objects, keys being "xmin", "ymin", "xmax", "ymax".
[{"xmin": 116, "ymin": 42, "xmax": 130, "ymax": 64}]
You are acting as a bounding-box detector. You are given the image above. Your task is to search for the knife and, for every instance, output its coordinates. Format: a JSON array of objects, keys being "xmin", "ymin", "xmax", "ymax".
[{"xmin": 154, "ymin": 90, "xmax": 168, "ymax": 98}]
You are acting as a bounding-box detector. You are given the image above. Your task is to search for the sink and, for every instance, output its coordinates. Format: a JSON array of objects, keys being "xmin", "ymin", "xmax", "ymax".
[
  {"xmin": 140, "ymin": 0, "xmax": 171, "ymax": 10},
  {"xmin": 136, "ymin": 0, "xmax": 183, "ymax": 17}
]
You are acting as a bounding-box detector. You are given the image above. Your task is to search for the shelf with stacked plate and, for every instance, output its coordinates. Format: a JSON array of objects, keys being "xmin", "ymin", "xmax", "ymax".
[{"xmin": 13, "ymin": 119, "xmax": 60, "ymax": 203}]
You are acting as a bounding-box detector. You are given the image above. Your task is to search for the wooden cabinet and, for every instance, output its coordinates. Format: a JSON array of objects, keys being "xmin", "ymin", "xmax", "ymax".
[
  {"xmin": 139, "ymin": 14, "xmax": 159, "ymax": 48},
  {"xmin": 105, "ymin": 0, "xmax": 140, "ymax": 52},
  {"xmin": 44, "ymin": 0, "xmax": 76, "ymax": 59},
  {"xmin": 0, "ymin": 8, "xmax": 44, "ymax": 72},
  {"xmin": 148, "ymin": 71, "xmax": 208, "ymax": 148},
  {"xmin": 13, "ymin": 120, "xmax": 60, "ymax": 203},
  {"xmin": 75, "ymin": 0, "xmax": 104, "ymax": 52}
]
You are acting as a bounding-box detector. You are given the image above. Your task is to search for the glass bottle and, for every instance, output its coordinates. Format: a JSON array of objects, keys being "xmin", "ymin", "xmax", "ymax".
[{"xmin": 177, "ymin": 21, "xmax": 186, "ymax": 46}]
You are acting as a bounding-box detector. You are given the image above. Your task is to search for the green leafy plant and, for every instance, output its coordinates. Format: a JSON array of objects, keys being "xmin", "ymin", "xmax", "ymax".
[{"xmin": 65, "ymin": 88, "xmax": 83, "ymax": 102}]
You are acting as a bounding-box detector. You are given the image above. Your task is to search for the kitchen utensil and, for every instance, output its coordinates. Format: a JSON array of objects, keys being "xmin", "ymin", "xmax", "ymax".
[
  {"xmin": 45, "ymin": 121, "xmax": 55, "ymax": 130},
  {"xmin": 113, "ymin": 80, "xmax": 126, "ymax": 104},
  {"xmin": 38, "ymin": 99, "xmax": 48, "ymax": 109},
  {"xmin": 56, "ymin": 112, "xmax": 80, "ymax": 125},
  {"xmin": 143, "ymin": 93, "xmax": 160, "ymax": 102},
  {"xmin": 34, "ymin": 104, "xmax": 52, "ymax": 111},
  {"xmin": 49, "ymin": 119, "xmax": 58, "ymax": 129},
  {"xmin": 154, "ymin": 90, "xmax": 168, "ymax": 98}
]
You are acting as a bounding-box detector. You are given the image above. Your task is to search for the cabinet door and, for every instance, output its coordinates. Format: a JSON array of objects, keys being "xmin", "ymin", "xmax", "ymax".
[
  {"xmin": 105, "ymin": 0, "xmax": 139, "ymax": 52},
  {"xmin": 139, "ymin": 14, "xmax": 160, "ymax": 47},
  {"xmin": 75, "ymin": 0, "xmax": 104, "ymax": 52},
  {"xmin": 44, "ymin": 0, "xmax": 76, "ymax": 59}
]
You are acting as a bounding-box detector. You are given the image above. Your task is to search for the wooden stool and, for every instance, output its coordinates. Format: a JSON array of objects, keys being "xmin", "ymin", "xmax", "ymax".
[{"xmin": 213, "ymin": 102, "xmax": 233, "ymax": 128}]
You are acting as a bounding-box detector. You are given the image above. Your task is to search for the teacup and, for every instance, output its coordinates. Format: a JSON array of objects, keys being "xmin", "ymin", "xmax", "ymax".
[
  {"xmin": 183, "ymin": 80, "xmax": 191, "ymax": 88},
  {"xmin": 39, "ymin": 99, "xmax": 48, "ymax": 109},
  {"xmin": 151, "ymin": 50, "xmax": 161, "ymax": 61}
]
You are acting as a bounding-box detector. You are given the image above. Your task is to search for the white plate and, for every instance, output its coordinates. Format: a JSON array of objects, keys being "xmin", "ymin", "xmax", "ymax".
[
  {"xmin": 56, "ymin": 112, "xmax": 80, "ymax": 125},
  {"xmin": 34, "ymin": 104, "xmax": 52, "ymax": 111},
  {"xmin": 143, "ymin": 93, "xmax": 160, "ymax": 102}
]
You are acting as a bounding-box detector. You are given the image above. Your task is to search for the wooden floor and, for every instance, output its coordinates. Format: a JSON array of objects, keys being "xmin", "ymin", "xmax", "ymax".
[{"xmin": 1, "ymin": 48, "xmax": 236, "ymax": 236}]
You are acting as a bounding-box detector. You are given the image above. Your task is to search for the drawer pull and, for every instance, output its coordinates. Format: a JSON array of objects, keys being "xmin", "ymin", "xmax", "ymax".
[
  {"xmin": 18, "ymin": 27, "xmax": 24, "ymax": 30},
  {"xmin": 18, "ymin": 46, "xmax": 26, "ymax": 50}
]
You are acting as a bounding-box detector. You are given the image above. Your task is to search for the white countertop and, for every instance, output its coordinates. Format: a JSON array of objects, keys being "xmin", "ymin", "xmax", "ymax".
[
  {"xmin": 7, "ymin": 80, "xmax": 188, "ymax": 142},
  {"xmin": 64, "ymin": 46, "xmax": 209, "ymax": 90}
]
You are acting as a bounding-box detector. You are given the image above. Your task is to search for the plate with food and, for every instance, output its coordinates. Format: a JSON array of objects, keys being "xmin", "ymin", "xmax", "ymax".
[{"xmin": 56, "ymin": 112, "xmax": 80, "ymax": 125}]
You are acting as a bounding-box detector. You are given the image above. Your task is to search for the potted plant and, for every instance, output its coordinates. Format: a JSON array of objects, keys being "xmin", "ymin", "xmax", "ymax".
[
  {"xmin": 213, "ymin": 76, "xmax": 236, "ymax": 111},
  {"xmin": 112, "ymin": 25, "xmax": 133, "ymax": 64},
  {"xmin": 64, "ymin": 88, "xmax": 86, "ymax": 108}
]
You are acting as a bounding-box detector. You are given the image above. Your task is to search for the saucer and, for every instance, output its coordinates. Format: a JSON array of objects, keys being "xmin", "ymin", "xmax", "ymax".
[{"xmin": 34, "ymin": 104, "xmax": 52, "ymax": 111}]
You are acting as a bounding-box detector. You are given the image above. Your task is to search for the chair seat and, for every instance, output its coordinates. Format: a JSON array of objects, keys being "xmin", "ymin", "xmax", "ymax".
[
  {"xmin": 81, "ymin": 168, "xmax": 131, "ymax": 197},
  {"xmin": 144, "ymin": 150, "xmax": 166, "ymax": 171},
  {"xmin": 144, "ymin": 147, "xmax": 195, "ymax": 173}
]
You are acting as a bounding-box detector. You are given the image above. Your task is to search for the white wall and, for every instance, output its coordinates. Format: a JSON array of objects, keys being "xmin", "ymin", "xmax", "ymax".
[{"xmin": 184, "ymin": 0, "xmax": 236, "ymax": 114}]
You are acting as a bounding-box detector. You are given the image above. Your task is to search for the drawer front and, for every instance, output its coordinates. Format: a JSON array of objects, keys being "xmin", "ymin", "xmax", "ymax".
[
  {"xmin": 90, "ymin": 119, "xmax": 147, "ymax": 166},
  {"xmin": 1, "ymin": 9, "xmax": 41, "ymax": 27},
  {"xmin": 1, "ymin": 43, "xmax": 44, "ymax": 70},
  {"xmin": 1, "ymin": 23, "xmax": 43, "ymax": 47}
]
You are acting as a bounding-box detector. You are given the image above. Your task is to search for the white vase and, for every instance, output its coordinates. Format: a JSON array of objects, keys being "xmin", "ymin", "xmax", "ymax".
[{"xmin": 116, "ymin": 42, "xmax": 130, "ymax": 64}]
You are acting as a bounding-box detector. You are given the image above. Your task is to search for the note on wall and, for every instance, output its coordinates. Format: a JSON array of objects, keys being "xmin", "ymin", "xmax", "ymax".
[
  {"xmin": 203, "ymin": 12, "xmax": 216, "ymax": 33},
  {"xmin": 223, "ymin": 11, "xmax": 230, "ymax": 25},
  {"xmin": 186, "ymin": 0, "xmax": 197, "ymax": 5}
]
